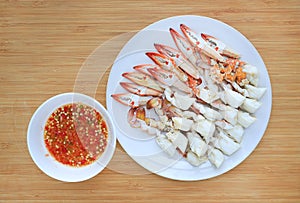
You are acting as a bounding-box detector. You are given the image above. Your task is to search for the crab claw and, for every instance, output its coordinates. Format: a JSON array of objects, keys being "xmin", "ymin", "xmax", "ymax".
[
  {"xmin": 169, "ymin": 28, "xmax": 200, "ymax": 67},
  {"xmin": 133, "ymin": 64, "xmax": 159, "ymax": 76},
  {"xmin": 154, "ymin": 43, "xmax": 200, "ymax": 79},
  {"xmin": 180, "ymin": 24, "xmax": 225, "ymax": 62},
  {"xmin": 122, "ymin": 72, "xmax": 163, "ymax": 92},
  {"xmin": 127, "ymin": 108, "xmax": 141, "ymax": 128},
  {"xmin": 146, "ymin": 52, "xmax": 188, "ymax": 82},
  {"xmin": 111, "ymin": 93, "xmax": 151, "ymax": 108},
  {"xmin": 201, "ymin": 33, "xmax": 240, "ymax": 59},
  {"xmin": 120, "ymin": 82, "xmax": 162, "ymax": 97},
  {"xmin": 147, "ymin": 67, "xmax": 191, "ymax": 93},
  {"xmin": 146, "ymin": 97, "xmax": 162, "ymax": 109}
]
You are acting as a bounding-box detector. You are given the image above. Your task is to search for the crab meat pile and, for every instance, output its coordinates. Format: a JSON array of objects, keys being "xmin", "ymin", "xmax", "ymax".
[{"xmin": 112, "ymin": 24, "xmax": 266, "ymax": 168}]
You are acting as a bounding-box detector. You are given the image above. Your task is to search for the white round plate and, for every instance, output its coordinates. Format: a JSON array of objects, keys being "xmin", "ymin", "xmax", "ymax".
[
  {"xmin": 27, "ymin": 92, "xmax": 116, "ymax": 182},
  {"xmin": 106, "ymin": 15, "xmax": 272, "ymax": 181}
]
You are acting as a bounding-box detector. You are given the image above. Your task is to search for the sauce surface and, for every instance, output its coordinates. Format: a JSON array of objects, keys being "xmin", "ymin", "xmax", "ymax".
[{"xmin": 44, "ymin": 103, "xmax": 108, "ymax": 167}]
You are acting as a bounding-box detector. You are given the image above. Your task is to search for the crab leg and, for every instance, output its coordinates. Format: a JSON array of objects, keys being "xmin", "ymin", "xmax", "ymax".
[
  {"xmin": 169, "ymin": 28, "xmax": 201, "ymax": 68},
  {"xmin": 147, "ymin": 67, "xmax": 191, "ymax": 94},
  {"xmin": 201, "ymin": 33, "xmax": 240, "ymax": 59},
  {"xmin": 133, "ymin": 64, "xmax": 159, "ymax": 76},
  {"xmin": 122, "ymin": 72, "xmax": 163, "ymax": 92},
  {"xmin": 154, "ymin": 43, "xmax": 201, "ymax": 79},
  {"xmin": 146, "ymin": 52, "xmax": 188, "ymax": 82},
  {"xmin": 180, "ymin": 24, "xmax": 225, "ymax": 62},
  {"xmin": 120, "ymin": 82, "xmax": 163, "ymax": 97},
  {"xmin": 111, "ymin": 93, "xmax": 151, "ymax": 108}
]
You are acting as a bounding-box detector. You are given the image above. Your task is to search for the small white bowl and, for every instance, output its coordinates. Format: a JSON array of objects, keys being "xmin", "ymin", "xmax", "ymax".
[{"xmin": 27, "ymin": 92, "xmax": 116, "ymax": 182}]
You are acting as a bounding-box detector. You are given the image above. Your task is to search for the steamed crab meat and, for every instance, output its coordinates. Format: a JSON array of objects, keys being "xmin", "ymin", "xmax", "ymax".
[
  {"xmin": 231, "ymin": 82, "xmax": 249, "ymax": 97},
  {"xmin": 165, "ymin": 130, "xmax": 188, "ymax": 154},
  {"xmin": 133, "ymin": 64, "xmax": 159, "ymax": 76},
  {"xmin": 186, "ymin": 150, "xmax": 208, "ymax": 166},
  {"xmin": 187, "ymin": 132, "xmax": 208, "ymax": 157},
  {"xmin": 111, "ymin": 23, "xmax": 267, "ymax": 169},
  {"xmin": 172, "ymin": 117, "xmax": 194, "ymax": 131},
  {"xmin": 207, "ymin": 146, "xmax": 224, "ymax": 168},
  {"xmin": 120, "ymin": 82, "xmax": 163, "ymax": 97},
  {"xmin": 241, "ymin": 98, "xmax": 262, "ymax": 114},
  {"xmin": 196, "ymin": 87, "xmax": 219, "ymax": 104},
  {"xmin": 154, "ymin": 43, "xmax": 201, "ymax": 79},
  {"xmin": 245, "ymin": 84, "xmax": 267, "ymax": 100},
  {"xmin": 164, "ymin": 87, "xmax": 196, "ymax": 110},
  {"xmin": 211, "ymin": 100, "xmax": 238, "ymax": 125},
  {"xmin": 156, "ymin": 133, "xmax": 177, "ymax": 157},
  {"xmin": 192, "ymin": 102, "xmax": 222, "ymax": 121},
  {"xmin": 237, "ymin": 110, "xmax": 256, "ymax": 128},
  {"xmin": 212, "ymin": 128, "xmax": 240, "ymax": 156},
  {"xmin": 180, "ymin": 24, "xmax": 225, "ymax": 62},
  {"xmin": 201, "ymin": 33, "xmax": 240, "ymax": 59},
  {"xmin": 147, "ymin": 67, "xmax": 191, "ymax": 93},
  {"xmin": 111, "ymin": 93, "xmax": 151, "ymax": 108},
  {"xmin": 169, "ymin": 28, "xmax": 201, "ymax": 68},
  {"xmin": 219, "ymin": 88, "xmax": 246, "ymax": 108},
  {"xmin": 122, "ymin": 72, "xmax": 163, "ymax": 92},
  {"xmin": 225, "ymin": 124, "xmax": 244, "ymax": 143},
  {"xmin": 215, "ymin": 120, "xmax": 234, "ymax": 130},
  {"xmin": 192, "ymin": 117, "xmax": 215, "ymax": 143},
  {"xmin": 146, "ymin": 52, "xmax": 188, "ymax": 82},
  {"xmin": 243, "ymin": 64, "xmax": 259, "ymax": 86}
]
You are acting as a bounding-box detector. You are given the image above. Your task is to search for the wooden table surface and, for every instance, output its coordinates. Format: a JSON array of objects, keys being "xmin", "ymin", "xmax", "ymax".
[{"xmin": 1, "ymin": 0, "xmax": 299, "ymax": 202}]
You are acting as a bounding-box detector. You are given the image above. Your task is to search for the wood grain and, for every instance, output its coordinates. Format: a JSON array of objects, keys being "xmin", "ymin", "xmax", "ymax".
[{"xmin": 1, "ymin": 0, "xmax": 299, "ymax": 202}]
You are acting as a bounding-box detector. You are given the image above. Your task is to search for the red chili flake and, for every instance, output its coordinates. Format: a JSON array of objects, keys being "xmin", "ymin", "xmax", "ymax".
[
  {"xmin": 165, "ymin": 61, "xmax": 169, "ymax": 65},
  {"xmin": 187, "ymin": 47, "xmax": 190, "ymax": 51},
  {"xmin": 196, "ymin": 41, "xmax": 200, "ymax": 45},
  {"xmin": 215, "ymin": 47, "xmax": 219, "ymax": 51},
  {"xmin": 44, "ymin": 103, "xmax": 109, "ymax": 167},
  {"xmin": 176, "ymin": 54, "xmax": 180, "ymax": 58}
]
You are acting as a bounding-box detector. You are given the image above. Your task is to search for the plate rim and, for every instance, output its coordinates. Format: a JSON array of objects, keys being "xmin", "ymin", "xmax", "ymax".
[{"xmin": 106, "ymin": 15, "xmax": 272, "ymax": 181}]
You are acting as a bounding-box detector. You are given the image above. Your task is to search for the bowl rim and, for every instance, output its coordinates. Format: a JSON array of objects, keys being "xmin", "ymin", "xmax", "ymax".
[{"xmin": 27, "ymin": 92, "xmax": 116, "ymax": 182}]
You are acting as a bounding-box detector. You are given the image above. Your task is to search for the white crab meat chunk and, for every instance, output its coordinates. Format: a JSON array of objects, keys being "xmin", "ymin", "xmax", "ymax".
[
  {"xmin": 172, "ymin": 117, "xmax": 194, "ymax": 131},
  {"xmin": 187, "ymin": 132, "xmax": 208, "ymax": 157},
  {"xmin": 147, "ymin": 117, "xmax": 170, "ymax": 131},
  {"xmin": 192, "ymin": 118, "xmax": 215, "ymax": 142},
  {"xmin": 237, "ymin": 110, "xmax": 256, "ymax": 128},
  {"xmin": 164, "ymin": 88, "xmax": 196, "ymax": 110},
  {"xmin": 232, "ymin": 82, "xmax": 249, "ymax": 97},
  {"xmin": 197, "ymin": 88, "xmax": 219, "ymax": 104},
  {"xmin": 181, "ymin": 111, "xmax": 197, "ymax": 120},
  {"xmin": 241, "ymin": 98, "xmax": 262, "ymax": 113},
  {"xmin": 166, "ymin": 131, "xmax": 188, "ymax": 154},
  {"xmin": 192, "ymin": 102, "xmax": 222, "ymax": 121},
  {"xmin": 220, "ymin": 105, "xmax": 238, "ymax": 125},
  {"xmin": 213, "ymin": 129, "xmax": 240, "ymax": 156},
  {"xmin": 204, "ymin": 69, "xmax": 219, "ymax": 93},
  {"xmin": 243, "ymin": 64, "xmax": 259, "ymax": 86},
  {"xmin": 225, "ymin": 124, "xmax": 244, "ymax": 143},
  {"xmin": 186, "ymin": 150, "xmax": 208, "ymax": 166},
  {"xmin": 245, "ymin": 84, "xmax": 267, "ymax": 100},
  {"xmin": 215, "ymin": 120, "xmax": 234, "ymax": 130},
  {"xmin": 139, "ymin": 120, "xmax": 158, "ymax": 135},
  {"xmin": 208, "ymin": 146, "xmax": 224, "ymax": 168},
  {"xmin": 156, "ymin": 134, "xmax": 177, "ymax": 157},
  {"xmin": 219, "ymin": 88, "xmax": 246, "ymax": 108}
]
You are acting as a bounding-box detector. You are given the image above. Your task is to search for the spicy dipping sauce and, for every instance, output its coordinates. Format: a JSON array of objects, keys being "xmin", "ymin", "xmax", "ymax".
[{"xmin": 44, "ymin": 103, "xmax": 108, "ymax": 167}]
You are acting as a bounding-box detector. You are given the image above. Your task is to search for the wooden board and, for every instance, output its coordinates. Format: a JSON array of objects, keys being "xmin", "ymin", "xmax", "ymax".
[{"xmin": 1, "ymin": 0, "xmax": 299, "ymax": 202}]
